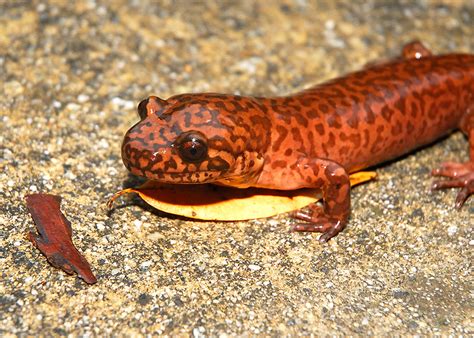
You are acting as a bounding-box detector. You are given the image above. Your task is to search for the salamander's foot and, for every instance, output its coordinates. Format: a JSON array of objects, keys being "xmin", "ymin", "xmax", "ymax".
[
  {"xmin": 431, "ymin": 161, "xmax": 474, "ymax": 208},
  {"xmin": 292, "ymin": 206, "xmax": 348, "ymax": 243}
]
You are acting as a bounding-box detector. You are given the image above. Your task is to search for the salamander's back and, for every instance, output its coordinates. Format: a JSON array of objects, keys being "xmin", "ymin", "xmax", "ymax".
[{"xmin": 263, "ymin": 52, "xmax": 474, "ymax": 173}]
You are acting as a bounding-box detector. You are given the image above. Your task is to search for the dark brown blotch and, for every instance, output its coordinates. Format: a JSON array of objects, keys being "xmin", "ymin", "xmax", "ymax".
[
  {"xmin": 327, "ymin": 132, "xmax": 336, "ymax": 147},
  {"xmin": 326, "ymin": 115, "xmax": 342, "ymax": 128},
  {"xmin": 271, "ymin": 160, "xmax": 287, "ymax": 169},
  {"xmin": 315, "ymin": 123, "xmax": 325, "ymax": 136},
  {"xmin": 272, "ymin": 125, "xmax": 289, "ymax": 152}
]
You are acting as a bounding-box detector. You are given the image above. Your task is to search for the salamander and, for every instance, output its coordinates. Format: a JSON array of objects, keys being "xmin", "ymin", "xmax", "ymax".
[{"xmin": 121, "ymin": 41, "xmax": 474, "ymax": 242}]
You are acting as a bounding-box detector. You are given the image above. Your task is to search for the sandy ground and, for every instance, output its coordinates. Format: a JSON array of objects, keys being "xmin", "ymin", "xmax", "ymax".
[{"xmin": 1, "ymin": 1, "xmax": 472, "ymax": 336}]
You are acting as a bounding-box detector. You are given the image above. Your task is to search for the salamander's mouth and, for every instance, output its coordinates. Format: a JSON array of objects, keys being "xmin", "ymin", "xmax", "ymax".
[
  {"xmin": 126, "ymin": 164, "xmax": 224, "ymax": 184},
  {"xmin": 122, "ymin": 132, "xmax": 232, "ymax": 184},
  {"xmin": 122, "ymin": 142, "xmax": 227, "ymax": 184}
]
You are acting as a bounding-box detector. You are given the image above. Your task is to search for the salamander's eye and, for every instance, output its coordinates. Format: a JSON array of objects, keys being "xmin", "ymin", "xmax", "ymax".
[{"xmin": 175, "ymin": 131, "xmax": 208, "ymax": 163}]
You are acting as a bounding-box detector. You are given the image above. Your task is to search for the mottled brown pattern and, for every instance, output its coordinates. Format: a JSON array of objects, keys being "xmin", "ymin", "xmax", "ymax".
[{"xmin": 122, "ymin": 42, "xmax": 474, "ymax": 242}]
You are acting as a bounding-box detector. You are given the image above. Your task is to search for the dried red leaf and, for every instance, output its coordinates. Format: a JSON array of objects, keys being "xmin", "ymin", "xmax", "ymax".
[{"xmin": 25, "ymin": 194, "xmax": 97, "ymax": 284}]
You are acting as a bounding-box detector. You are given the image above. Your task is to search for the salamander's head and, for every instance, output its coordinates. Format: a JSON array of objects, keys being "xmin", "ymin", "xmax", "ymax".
[{"xmin": 121, "ymin": 94, "xmax": 271, "ymax": 186}]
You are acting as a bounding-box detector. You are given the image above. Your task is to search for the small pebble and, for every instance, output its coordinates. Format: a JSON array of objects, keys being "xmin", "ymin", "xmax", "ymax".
[{"xmin": 248, "ymin": 264, "xmax": 261, "ymax": 271}]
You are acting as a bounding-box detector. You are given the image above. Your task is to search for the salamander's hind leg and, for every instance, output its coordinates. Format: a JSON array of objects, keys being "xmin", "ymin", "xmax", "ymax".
[
  {"xmin": 290, "ymin": 159, "xmax": 351, "ymax": 243},
  {"xmin": 432, "ymin": 115, "xmax": 474, "ymax": 208}
]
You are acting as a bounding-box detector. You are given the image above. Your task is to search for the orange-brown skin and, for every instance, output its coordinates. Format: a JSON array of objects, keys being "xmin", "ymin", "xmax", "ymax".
[{"xmin": 122, "ymin": 42, "xmax": 474, "ymax": 242}]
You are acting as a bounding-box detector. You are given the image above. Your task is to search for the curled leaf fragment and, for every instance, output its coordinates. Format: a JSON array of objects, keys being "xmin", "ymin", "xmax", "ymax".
[{"xmin": 26, "ymin": 194, "xmax": 97, "ymax": 284}]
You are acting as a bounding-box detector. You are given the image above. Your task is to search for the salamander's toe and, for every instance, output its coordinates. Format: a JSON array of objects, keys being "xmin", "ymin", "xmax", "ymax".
[
  {"xmin": 291, "ymin": 219, "xmax": 346, "ymax": 243},
  {"xmin": 431, "ymin": 161, "xmax": 474, "ymax": 178},
  {"xmin": 291, "ymin": 206, "xmax": 347, "ymax": 242},
  {"xmin": 431, "ymin": 161, "xmax": 474, "ymax": 208},
  {"xmin": 454, "ymin": 185, "xmax": 474, "ymax": 209}
]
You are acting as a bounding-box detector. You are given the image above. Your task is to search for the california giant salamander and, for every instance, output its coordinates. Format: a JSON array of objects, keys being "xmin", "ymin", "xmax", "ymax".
[{"xmin": 121, "ymin": 41, "xmax": 474, "ymax": 242}]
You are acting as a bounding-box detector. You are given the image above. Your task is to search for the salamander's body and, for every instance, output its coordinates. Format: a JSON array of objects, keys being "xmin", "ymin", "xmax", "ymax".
[{"xmin": 122, "ymin": 42, "xmax": 474, "ymax": 241}]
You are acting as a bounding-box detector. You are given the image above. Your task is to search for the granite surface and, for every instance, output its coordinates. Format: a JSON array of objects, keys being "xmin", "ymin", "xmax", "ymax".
[{"xmin": 1, "ymin": 0, "xmax": 473, "ymax": 336}]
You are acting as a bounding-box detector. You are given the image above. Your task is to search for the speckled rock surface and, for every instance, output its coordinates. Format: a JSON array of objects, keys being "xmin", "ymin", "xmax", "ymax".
[{"xmin": 1, "ymin": 1, "xmax": 473, "ymax": 336}]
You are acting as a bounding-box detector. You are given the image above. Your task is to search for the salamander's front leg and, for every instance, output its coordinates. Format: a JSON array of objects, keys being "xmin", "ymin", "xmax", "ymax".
[{"xmin": 291, "ymin": 159, "xmax": 351, "ymax": 242}]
